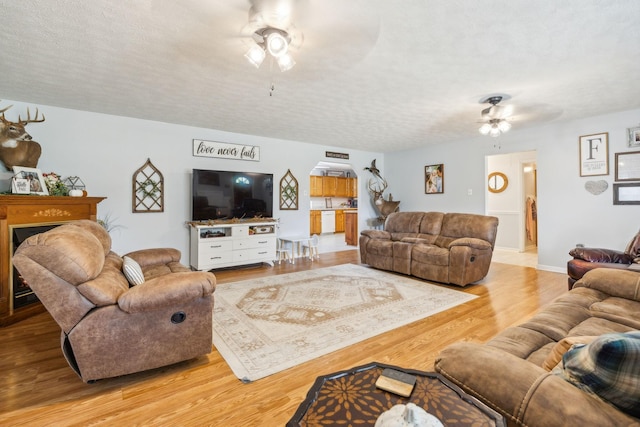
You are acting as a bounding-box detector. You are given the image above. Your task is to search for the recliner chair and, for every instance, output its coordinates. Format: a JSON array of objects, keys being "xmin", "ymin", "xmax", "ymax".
[
  {"xmin": 567, "ymin": 230, "xmax": 640, "ymax": 289},
  {"xmin": 13, "ymin": 220, "xmax": 216, "ymax": 382}
]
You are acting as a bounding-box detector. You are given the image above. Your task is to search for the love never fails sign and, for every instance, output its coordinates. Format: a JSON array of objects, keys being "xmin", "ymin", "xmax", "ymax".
[{"xmin": 193, "ymin": 139, "xmax": 260, "ymax": 162}]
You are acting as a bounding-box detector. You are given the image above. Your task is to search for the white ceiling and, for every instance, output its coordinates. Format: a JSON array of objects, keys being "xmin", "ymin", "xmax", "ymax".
[{"xmin": 1, "ymin": 0, "xmax": 639, "ymax": 153}]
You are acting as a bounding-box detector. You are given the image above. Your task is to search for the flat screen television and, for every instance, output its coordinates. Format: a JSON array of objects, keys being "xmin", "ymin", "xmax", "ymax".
[{"xmin": 192, "ymin": 169, "xmax": 273, "ymax": 221}]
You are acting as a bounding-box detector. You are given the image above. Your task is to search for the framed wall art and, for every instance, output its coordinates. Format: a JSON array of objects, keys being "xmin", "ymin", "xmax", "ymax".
[
  {"xmin": 12, "ymin": 166, "xmax": 49, "ymax": 195},
  {"xmin": 579, "ymin": 132, "xmax": 608, "ymax": 177},
  {"xmin": 615, "ymin": 151, "xmax": 640, "ymax": 182},
  {"xmin": 613, "ymin": 182, "xmax": 640, "ymax": 205},
  {"xmin": 628, "ymin": 126, "xmax": 640, "ymax": 148},
  {"xmin": 425, "ymin": 164, "xmax": 443, "ymax": 194}
]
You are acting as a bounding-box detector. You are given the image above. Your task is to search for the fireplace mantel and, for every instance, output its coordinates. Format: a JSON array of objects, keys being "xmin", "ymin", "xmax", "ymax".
[{"xmin": 0, "ymin": 195, "xmax": 106, "ymax": 326}]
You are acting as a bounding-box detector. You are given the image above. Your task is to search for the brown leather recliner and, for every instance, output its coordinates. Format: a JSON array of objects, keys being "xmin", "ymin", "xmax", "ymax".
[
  {"xmin": 567, "ymin": 231, "xmax": 640, "ymax": 289},
  {"xmin": 13, "ymin": 220, "xmax": 216, "ymax": 382}
]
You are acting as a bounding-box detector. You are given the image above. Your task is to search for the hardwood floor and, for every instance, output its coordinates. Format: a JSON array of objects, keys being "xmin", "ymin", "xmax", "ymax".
[{"xmin": 0, "ymin": 251, "xmax": 567, "ymax": 426}]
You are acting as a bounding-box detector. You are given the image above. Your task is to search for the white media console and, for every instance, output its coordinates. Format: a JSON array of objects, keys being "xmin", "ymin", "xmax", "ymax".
[{"xmin": 189, "ymin": 220, "xmax": 277, "ymax": 270}]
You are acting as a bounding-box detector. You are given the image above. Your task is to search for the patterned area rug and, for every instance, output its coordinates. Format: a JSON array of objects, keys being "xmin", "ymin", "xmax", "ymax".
[{"xmin": 212, "ymin": 264, "xmax": 476, "ymax": 382}]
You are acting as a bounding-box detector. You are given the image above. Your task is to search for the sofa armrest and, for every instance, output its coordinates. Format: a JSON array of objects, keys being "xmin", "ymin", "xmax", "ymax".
[
  {"xmin": 435, "ymin": 342, "xmax": 636, "ymax": 426},
  {"xmin": 124, "ymin": 248, "xmax": 182, "ymax": 268},
  {"xmin": 569, "ymin": 247, "xmax": 633, "ymax": 264},
  {"xmin": 117, "ymin": 271, "xmax": 215, "ymax": 313},
  {"xmin": 448, "ymin": 237, "xmax": 492, "ymax": 250},
  {"xmin": 360, "ymin": 229, "xmax": 391, "ymax": 240}
]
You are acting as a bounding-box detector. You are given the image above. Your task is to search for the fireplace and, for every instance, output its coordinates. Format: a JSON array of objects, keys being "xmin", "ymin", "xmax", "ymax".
[{"xmin": 11, "ymin": 224, "xmax": 62, "ymax": 310}]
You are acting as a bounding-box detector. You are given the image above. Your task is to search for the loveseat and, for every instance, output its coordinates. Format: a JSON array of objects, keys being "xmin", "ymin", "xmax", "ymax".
[
  {"xmin": 359, "ymin": 211, "xmax": 498, "ymax": 286},
  {"xmin": 435, "ymin": 268, "xmax": 640, "ymax": 426},
  {"xmin": 13, "ymin": 220, "xmax": 216, "ymax": 382}
]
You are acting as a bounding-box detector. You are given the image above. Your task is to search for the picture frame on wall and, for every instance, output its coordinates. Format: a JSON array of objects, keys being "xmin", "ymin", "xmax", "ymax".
[
  {"xmin": 613, "ymin": 182, "xmax": 640, "ymax": 205},
  {"xmin": 615, "ymin": 151, "xmax": 640, "ymax": 181},
  {"xmin": 425, "ymin": 164, "xmax": 444, "ymax": 194},
  {"xmin": 628, "ymin": 126, "xmax": 640, "ymax": 148},
  {"xmin": 579, "ymin": 132, "xmax": 608, "ymax": 177},
  {"xmin": 12, "ymin": 166, "xmax": 49, "ymax": 195}
]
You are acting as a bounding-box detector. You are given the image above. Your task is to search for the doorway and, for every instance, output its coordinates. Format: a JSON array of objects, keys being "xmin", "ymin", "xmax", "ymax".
[{"xmin": 486, "ymin": 151, "xmax": 538, "ymax": 267}]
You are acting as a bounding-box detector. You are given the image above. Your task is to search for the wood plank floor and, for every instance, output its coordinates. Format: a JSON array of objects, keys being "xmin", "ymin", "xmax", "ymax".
[{"xmin": 0, "ymin": 251, "xmax": 567, "ymax": 426}]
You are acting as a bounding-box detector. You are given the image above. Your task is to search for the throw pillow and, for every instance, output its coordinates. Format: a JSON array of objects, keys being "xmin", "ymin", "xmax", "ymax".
[
  {"xmin": 554, "ymin": 331, "xmax": 640, "ymax": 418},
  {"xmin": 122, "ymin": 256, "xmax": 145, "ymax": 286},
  {"xmin": 542, "ymin": 336, "xmax": 598, "ymax": 371}
]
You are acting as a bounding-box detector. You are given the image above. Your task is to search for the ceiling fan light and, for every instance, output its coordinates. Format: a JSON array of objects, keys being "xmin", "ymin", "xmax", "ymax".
[
  {"xmin": 489, "ymin": 126, "xmax": 502, "ymax": 137},
  {"xmin": 498, "ymin": 120, "xmax": 511, "ymax": 132},
  {"xmin": 244, "ymin": 44, "xmax": 266, "ymax": 68},
  {"xmin": 479, "ymin": 123, "xmax": 492, "ymax": 135},
  {"xmin": 267, "ymin": 32, "xmax": 288, "ymax": 57},
  {"xmin": 277, "ymin": 53, "xmax": 295, "ymax": 72}
]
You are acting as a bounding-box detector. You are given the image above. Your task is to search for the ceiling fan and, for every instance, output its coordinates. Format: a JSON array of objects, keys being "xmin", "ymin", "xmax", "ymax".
[
  {"xmin": 239, "ymin": 0, "xmax": 306, "ymax": 71},
  {"xmin": 478, "ymin": 95, "xmax": 514, "ymax": 137}
]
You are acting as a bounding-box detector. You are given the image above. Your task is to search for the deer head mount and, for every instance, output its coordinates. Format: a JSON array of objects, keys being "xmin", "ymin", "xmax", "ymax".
[
  {"xmin": 0, "ymin": 103, "xmax": 45, "ymax": 170},
  {"xmin": 364, "ymin": 159, "xmax": 400, "ymax": 220}
]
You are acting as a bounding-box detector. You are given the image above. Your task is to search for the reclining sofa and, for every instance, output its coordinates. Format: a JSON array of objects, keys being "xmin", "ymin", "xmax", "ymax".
[
  {"xmin": 13, "ymin": 220, "xmax": 216, "ymax": 382},
  {"xmin": 359, "ymin": 211, "xmax": 499, "ymax": 286},
  {"xmin": 435, "ymin": 268, "xmax": 640, "ymax": 426}
]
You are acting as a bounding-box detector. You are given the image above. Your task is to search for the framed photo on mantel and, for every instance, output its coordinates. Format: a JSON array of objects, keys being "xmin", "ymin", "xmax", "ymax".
[{"xmin": 579, "ymin": 132, "xmax": 608, "ymax": 177}]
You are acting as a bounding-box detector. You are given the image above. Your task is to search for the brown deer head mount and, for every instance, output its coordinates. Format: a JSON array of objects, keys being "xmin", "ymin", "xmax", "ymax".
[
  {"xmin": 364, "ymin": 159, "xmax": 401, "ymax": 220},
  {"xmin": 0, "ymin": 104, "xmax": 45, "ymax": 170}
]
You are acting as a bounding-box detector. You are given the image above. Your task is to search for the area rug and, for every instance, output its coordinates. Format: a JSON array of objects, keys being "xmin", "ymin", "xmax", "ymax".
[{"xmin": 212, "ymin": 263, "xmax": 476, "ymax": 382}]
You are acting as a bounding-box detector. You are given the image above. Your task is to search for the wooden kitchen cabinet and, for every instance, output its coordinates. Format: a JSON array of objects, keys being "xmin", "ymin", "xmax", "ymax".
[
  {"xmin": 310, "ymin": 210, "xmax": 322, "ymax": 235},
  {"xmin": 345, "ymin": 211, "xmax": 358, "ymax": 246},
  {"xmin": 348, "ymin": 177, "xmax": 358, "ymax": 198},
  {"xmin": 310, "ymin": 176, "xmax": 323, "ymax": 197},
  {"xmin": 322, "ymin": 176, "xmax": 337, "ymax": 196},
  {"xmin": 335, "ymin": 177, "xmax": 349, "ymax": 197},
  {"xmin": 335, "ymin": 210, "xmax": 345, "ymax": 232}
]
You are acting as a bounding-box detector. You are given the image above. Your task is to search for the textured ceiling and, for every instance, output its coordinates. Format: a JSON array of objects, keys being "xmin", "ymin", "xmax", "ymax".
[{"xmin": 1, "ymin": 0, "xmax": 639, "ymax": 152}]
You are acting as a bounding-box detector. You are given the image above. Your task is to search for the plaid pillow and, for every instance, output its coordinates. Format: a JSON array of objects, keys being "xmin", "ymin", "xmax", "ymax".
[{"xmin": 556, "ymin": 331, "xmax": 640, "ymax": 418}]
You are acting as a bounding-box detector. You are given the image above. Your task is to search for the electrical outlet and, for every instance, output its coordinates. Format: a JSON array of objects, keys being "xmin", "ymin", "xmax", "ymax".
[{"xmin": 467, "ymin": 189, "xmax": 473, "ymax": 196}]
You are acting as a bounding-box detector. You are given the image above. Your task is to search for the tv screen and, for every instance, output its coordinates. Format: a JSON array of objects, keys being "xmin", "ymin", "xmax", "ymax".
[{"xmin": 192, "ymin": 169, "xmax": 273, "ymax": 221}]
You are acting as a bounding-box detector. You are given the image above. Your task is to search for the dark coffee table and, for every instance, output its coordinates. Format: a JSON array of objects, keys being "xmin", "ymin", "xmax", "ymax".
[{"xmin": 287, "ymin": 362, "xmax": 505, "ymax": 427}]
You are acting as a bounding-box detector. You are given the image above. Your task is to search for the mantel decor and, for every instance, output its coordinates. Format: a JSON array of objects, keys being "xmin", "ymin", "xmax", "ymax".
[
  {"xmin": 132, "ymin": 158, "xmax": 164, "ymax": 213},
  {"xmin": 11, "ymin": 166, "xmax": 48, "ymax": 195},
  {"xmin": 579, "ymin": 132, "xmax": 608, "ymax": 177},
  {"xmin": 279, "ymin": 169, "xmax": 298, "ymax": 210}
]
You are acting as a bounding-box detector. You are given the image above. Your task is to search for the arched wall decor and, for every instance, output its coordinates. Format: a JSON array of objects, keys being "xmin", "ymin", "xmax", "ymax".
[
  {"xmin": 279, "ymin": 169, "xmax": 299, "ymax": 210},
  {"xmin": 132, "ymin": 158, "xmax": 164, "ymax": 213}
]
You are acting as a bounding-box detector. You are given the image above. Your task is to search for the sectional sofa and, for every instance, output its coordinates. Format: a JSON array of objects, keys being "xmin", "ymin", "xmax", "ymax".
[{"xmin": 435, "ymin": 268, "xmax": 640, "ymax": 426}]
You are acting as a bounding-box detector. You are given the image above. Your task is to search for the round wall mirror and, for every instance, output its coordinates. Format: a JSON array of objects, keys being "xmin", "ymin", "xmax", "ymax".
[{"xmin": 488, "ymin": 172, "xmax": 508, "ymax": 193}]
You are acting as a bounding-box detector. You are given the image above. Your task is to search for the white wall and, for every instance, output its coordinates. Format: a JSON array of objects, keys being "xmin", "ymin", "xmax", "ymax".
[
  {"xmin": 1, "ymin": 99, "xmax": 382, "ymax": 259},
  {"xmin": 385, "ymin": 108, "xmax": 640, "ymax": 272}
]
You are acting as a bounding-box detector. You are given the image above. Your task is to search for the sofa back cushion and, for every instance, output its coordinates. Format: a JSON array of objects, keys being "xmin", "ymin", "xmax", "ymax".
[
  {"xmin": 416, "ymin": 212, "xmax": 445, "ymax": 244},
  {"xmin": 437, "ymin": 213, "xmax": 499, "ymax": 248},
  {"xmin": 384, "ymin": 212, "xmax": 425, "ymax": 241}
]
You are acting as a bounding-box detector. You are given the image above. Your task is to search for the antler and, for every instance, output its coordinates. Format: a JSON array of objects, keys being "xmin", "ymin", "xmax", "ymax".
[
  {"xmin": 18, "ymin": 107, "xmax": 45, "ymax": 124},
  {"xmin": 368, "ymin": 177, "xmax": 388, "ymax": 197},
  {"xmin": 0, "ymin": 104, "xmax": 12, "ymax": 114}
]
